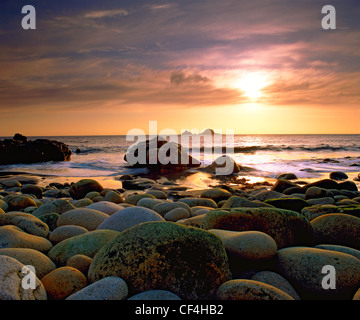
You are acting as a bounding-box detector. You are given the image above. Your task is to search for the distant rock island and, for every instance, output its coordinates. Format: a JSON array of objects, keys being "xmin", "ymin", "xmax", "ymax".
[
  {"xmin": 0, "ymin": 133, "xmax": 72, "ymax": 165},
  {"xmin": 181, "ymin": 128, "xmax": 216, "ymax": 136}
]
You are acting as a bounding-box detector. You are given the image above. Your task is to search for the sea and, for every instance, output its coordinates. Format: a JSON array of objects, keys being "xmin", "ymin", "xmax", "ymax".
[{"xmin": 1, "ymin": 134, "xmax": 359, "ymax": 183}]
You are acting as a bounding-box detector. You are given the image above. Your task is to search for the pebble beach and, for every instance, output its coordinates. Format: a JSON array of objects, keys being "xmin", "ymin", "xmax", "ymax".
[{"xmin": 0, "ymin": 167, "xmax": 360, "ymax": 301}]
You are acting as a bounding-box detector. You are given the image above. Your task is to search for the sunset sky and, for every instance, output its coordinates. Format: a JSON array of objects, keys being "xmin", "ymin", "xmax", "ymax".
[{"xmin": 0, "ymin": 0, "xmax": 359, "ymax": 136}]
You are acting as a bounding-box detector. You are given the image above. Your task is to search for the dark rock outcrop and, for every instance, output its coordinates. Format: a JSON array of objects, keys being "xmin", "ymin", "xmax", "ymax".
[
  {"xmin": 124, "ymin": 137, "xmax": 200, "ymax": 171},
  {"xmin": 0, "ymin": 134, "xmax": 71, "ymax": 165}
]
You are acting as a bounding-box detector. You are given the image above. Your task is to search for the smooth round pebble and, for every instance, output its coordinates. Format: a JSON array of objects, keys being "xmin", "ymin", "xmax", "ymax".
[
  {"xmin": 128, "ymin": 290, "xmax": 181, "ymax": 300},
  {"xmin": 217, "ymin": 279, "xmax": 294, "ymax": 300},
  {"xmin": 66, "ymin": 276, "xmax": 128, "ymax": 300},
  {"xmin": 41, "ymin": 266, "xmax": 87, "ymax": 300}
]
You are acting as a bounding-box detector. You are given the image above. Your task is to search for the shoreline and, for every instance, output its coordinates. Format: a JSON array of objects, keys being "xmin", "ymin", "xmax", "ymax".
[{"xmin": 0, "ymin": 167, "xmax": 359, "ymax": 192}]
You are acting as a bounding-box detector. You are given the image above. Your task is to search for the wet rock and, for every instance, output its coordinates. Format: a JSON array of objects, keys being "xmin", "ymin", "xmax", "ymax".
[
  {"xmin": 69, "ymin": 179, "xmax": 104, "ymax": 200},
  {"xmin": 330, "ymin": 171, "xmax": 348, "ymax": 181},
  {"xmin": 0, "ymin": 135, "xmax": 71, "ymax": 165}
]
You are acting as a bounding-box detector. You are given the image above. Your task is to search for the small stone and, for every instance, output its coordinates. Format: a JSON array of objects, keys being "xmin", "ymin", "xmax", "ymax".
[
  {"xmin": 217, "ymin": 279, "xmax": 294, "ymax": 300},
  {"xmin": 276, "ymin": 173, "xmax": 298, "ymax": 180},
  {"xmin": 177, "ymin": 197, "xmax": 218, "ymax": 208},
  {"xmin": 145, "ymin": 190, "xmax": 167, "ymax": 199},
  {"xmin": 0, "ymin": 212, "xmax": 49, "ymax": 237},
  {"xmin": 86, "ymin": 201, "xmax": 123, "ymax": 215},
  {"xmin": 104, "ymin": 191, "xmax": 124, "ymax": 204},
  {"xmin": 200, "ymin": 188, "xmax": 232, "ymax": 203},
  {"xmin": 128, "ymin": 290, "xmax": 181, "ymax": 300},
  {"xmin": 250, "ymin": 271, "xmax": 301, "ymax": 300},
  {"xmin": 32, "ymin": 199, "xmax": 76, "ymax": 217},
  {"xmin": 21, "ymin": 184, "xmax": 43, "ymax": 199},
  {"xmin": 4, "ymin": 194, "xmax": 37, "ymax": 211},
  {"xmin": 314, "ymin": 244, "xmax": 360, "ymax": 261},
  {"xmin": 56, "ymin": 208, "xmax": 109, "ymax": 231},
  {"xmin": 305, "ymin": 187, "xmax": 331, "ymax": 200},
  {"xmin": 0, "ymin": 199, "xmax": 8, "ymax": 212},
  {"xmin": 96, "ymin": 207, "xmax": 165, "ymax": 232},
  {"xmin": 0, "ymin": 255, "xmax": 47, "ymax": 300},
  {"xmin": 301, "ymin": 205, "xmax": 339, "ymax": 221},
  {"xmin": 41, "ymin": 266, "xmax": 87, "ymax": 300},
  {"xmin": 271, "ymin": 179, "xmax": 299, "ymax": 193},
  {"xmin": 66, "ymin": 276, "xmax": 128, "ymax": 300},
  {"xmin": 264, "ymin": 198, "xmax": 309, "ymax": 213},
  {"xmin": 0, "ymin": 225, "xmax": 52, "ymax": 253},
  {"xmin": 125, "ymin": 193, "xmax": 156, "ymax": 205},
  {"xmin": 137, "ymin": 198, "xmax": 165, "ymax": 210},
  {"xmin": 330, "ymin": 171, "xmax": 348, "ymax": 181},
  {"xmin": 307, "ymin": 197, "xmax": 335, "ymax": 206},
  {"xmin": 164, "ymin": 208, "xmax": 190, "ymax": 222},
  {"xmin": 176, "ymin": 214, "xmax": 207, "ymax": 228},
  {"xmin": 71, "ymin": 198, "xmax": 93, "ymax": 207},
  {"xmin": 47, "ymin": 229, "xmax": 120, "ymax": 266},
  {"xmin": 66, "ymin": 254, "xmax": 93, "ymax": 275},
  {"xmin": 221, "ymin": 196, "xmax": 273, "ymax": 209},
  {"xmin": 1, "ymin": 180, "xmax": 21, "ymax": 188},
  {"xmin": 38, "ymin": 212, "xmax": 60, "ymax": 231},
  {"xmin": 311, "ymin": 213, "xmax": 360, "ymax": 249},
  {"xmin": 49, "ymin": 225, "xmax": 89, "ymax": 244},
  {"xmin": 276, "ymin": 246, "xmax": 360, "ymax": 299},
  {"xmin": 153, "ymin": 202, "xmax": 192, "ymax": 217},
  {"xmin": 0, "ymin": 248, "xmax": 56, "ymax": 278},
  {"xmin": 85, "ymin": 191, "xmax": 101, "ymax": 200},
  {"xmin": 69, "ymin": 179, "xmax": 104, "ymax": 200}
]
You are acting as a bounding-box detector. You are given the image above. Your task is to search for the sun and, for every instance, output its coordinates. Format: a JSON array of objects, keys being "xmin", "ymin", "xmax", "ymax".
[{"xmin": 235, "ymin": 72, "xmax": 269, "ymax": 99}]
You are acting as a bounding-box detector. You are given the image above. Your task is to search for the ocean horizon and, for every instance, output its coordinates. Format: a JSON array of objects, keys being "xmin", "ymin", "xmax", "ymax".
[{"xmin": 1, "ymin": 134, "xmax": 359, "ymax": 184}]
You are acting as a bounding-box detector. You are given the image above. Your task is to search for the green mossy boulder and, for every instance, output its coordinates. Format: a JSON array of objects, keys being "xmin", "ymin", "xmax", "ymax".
[
  {"xmin": 47, "ymin": 229, "xmax": 120, "ymax": 266},
  {"xmin": 88, "ymin": 221, "xmax": 231, "ymax": 300},
  {"xmin": 202, "ymin": 207, "xmax": 314, "ymax": 249}
]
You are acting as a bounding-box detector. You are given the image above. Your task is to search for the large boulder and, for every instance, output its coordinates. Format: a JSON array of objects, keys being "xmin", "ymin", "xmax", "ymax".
[
  {"xmin": 88, "ymin": 221, "xmax": 231, "ymax": 300},
  {"xmin": 202, "ymin": 207, "xmax": 314, "ymax": 249},
  {"xmin": 0, "ymin": 134, "xmax": 71, "ymax": 165},
  {"xmin": 124, "ymin": 137, "xmax": 200, "ymax": 171}
]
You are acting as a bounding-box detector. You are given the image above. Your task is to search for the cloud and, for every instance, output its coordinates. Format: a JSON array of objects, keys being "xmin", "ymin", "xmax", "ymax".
[
  {"xmin": 170, "ymin": 72, "xmax": 209, "ymax": 85},
  {"xmin": 84, "ymin": 9, "xmax": 129, "ymax": 19}
]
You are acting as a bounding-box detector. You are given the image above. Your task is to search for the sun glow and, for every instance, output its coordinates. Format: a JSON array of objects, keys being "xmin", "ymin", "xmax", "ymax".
[{"xmin": 236, "ymin": 72, "xmax": 269, "ymax": 99}]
